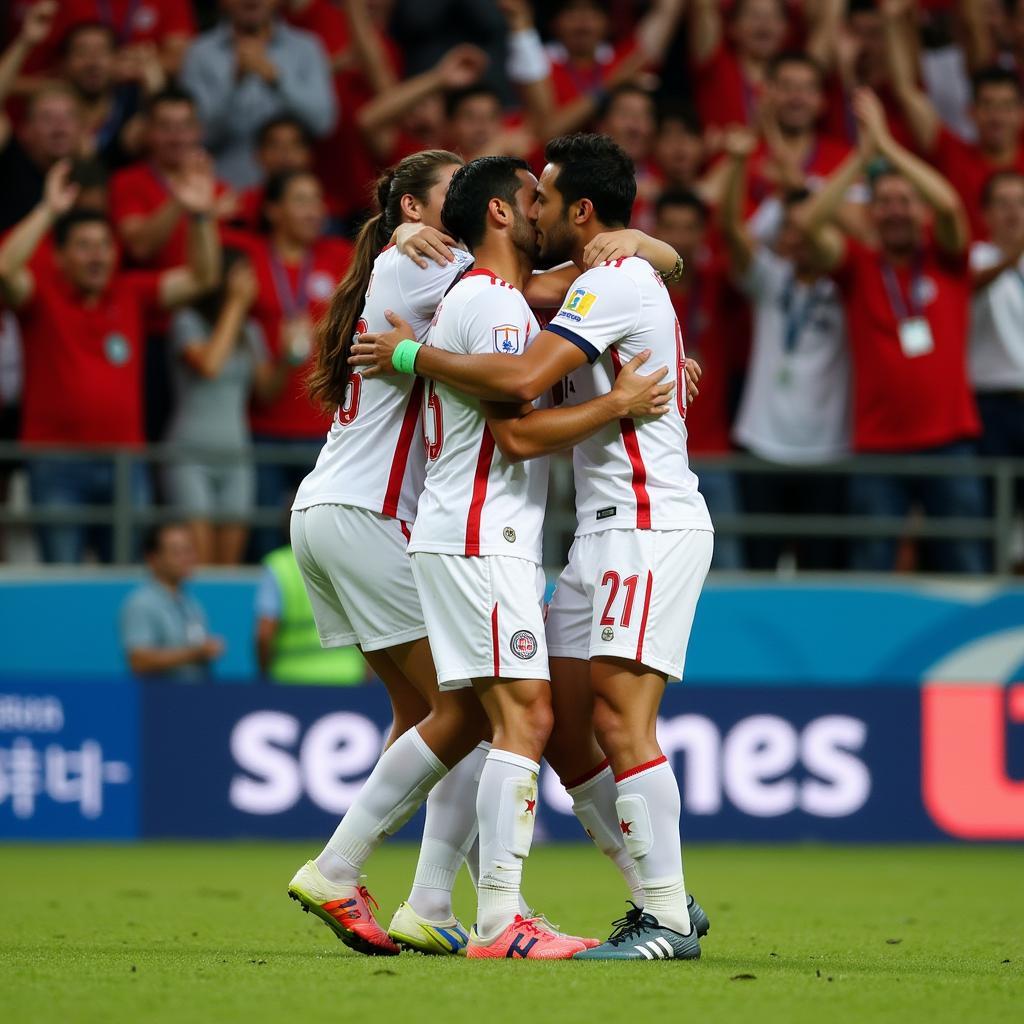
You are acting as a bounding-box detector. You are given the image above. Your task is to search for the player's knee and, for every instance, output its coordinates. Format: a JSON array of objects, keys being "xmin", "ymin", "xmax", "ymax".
[{"xmin": 517, "ymin": 692, "xmax": 555, "ymax": 754}]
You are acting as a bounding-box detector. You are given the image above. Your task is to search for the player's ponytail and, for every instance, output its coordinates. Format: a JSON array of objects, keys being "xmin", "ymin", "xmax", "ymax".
[{"xmin": 308, "ymin": 149, "xmax": 463, "ymax": 412}]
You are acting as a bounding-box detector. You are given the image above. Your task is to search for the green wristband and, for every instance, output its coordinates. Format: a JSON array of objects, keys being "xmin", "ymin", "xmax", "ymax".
[{"xmin": 392, "ymin": 338, "xmax": 422, "ymax": 375}]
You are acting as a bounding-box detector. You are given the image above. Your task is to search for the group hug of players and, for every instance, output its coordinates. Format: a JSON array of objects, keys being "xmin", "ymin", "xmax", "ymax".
[{"xmin": 285, "ymin": 132, "xmax": 714, "ymax": 962}]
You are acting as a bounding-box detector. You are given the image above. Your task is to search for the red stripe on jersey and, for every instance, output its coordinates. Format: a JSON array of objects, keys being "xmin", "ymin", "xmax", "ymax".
[
  {"xmin": 462, "ymin": 268, "xmax": 512, "ymax": 288},
  {"xmin": 381, "ymin": 378, "xmax": 425, "ymax": 518},
  {"xmin": 609, "ymin": 349, "xmax": 651, "ymax": 529},
  {"xmin": 491, "ymin": 602, "xmax": 500, "ymax": 677},
  {"xmin": 465, "ymin": 428, "xmax": 495, "ymax": 556},
  {"xmin": 399, "ymin": 520, "xmax": 411, "ymax": 543},
  {"xmin": 635, "ymin": 570, "xmax": 654, "ymax": 662},
  {"xmin": 614, "ymin": 754, "xmax": 667, "ymax": 784}
]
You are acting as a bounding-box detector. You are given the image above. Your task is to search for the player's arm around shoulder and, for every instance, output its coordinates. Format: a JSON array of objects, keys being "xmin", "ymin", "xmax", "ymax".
[{"xmin": 482, "ymin": 349, "xmax": 674, "ymax": 464}]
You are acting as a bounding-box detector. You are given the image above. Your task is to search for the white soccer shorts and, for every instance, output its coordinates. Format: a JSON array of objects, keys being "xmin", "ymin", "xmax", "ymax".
[
  {"xmin": 545, "ymin": 528, "xmax": 713, "ymax": 680},
  {"xmin": 410, "ymin": 552, "xmax": 550, "ymax": 689},
  {"xmin": 290, "ymin": 504, "xmax": 427, "ymax": 652}
]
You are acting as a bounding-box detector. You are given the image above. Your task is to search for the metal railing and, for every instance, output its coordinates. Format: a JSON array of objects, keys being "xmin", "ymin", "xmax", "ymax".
[{"xmin": 1, "ymin": 442, "xmax": 1022, "ymax": 573}]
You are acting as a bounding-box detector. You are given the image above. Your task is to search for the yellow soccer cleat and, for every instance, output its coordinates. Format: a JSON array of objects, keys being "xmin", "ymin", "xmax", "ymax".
[{"xmin": 387, "ymin": 901, "xmax": 470, "ymax": 956}]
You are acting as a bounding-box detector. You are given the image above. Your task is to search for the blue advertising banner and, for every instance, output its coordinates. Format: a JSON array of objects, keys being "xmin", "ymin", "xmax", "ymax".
[
  {"xmin": 0, "ymin": 681, "xmax": 138, "ymax": 838},
  {"xmin": 141, "ymin": 683, "xmax": 934, "ymax": 842},
  {"xmin": 4, "ymin": 679, "xmax": 1022, "ymax": 842}
]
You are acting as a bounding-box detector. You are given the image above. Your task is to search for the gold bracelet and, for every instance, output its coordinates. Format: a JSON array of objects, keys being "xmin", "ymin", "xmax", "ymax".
[{"xmin": 660, "ymin": 254, "xmax": 685, "ymax": 284}]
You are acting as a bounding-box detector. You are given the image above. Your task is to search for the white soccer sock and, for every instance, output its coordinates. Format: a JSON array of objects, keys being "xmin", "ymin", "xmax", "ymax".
[
  {"xmin": 475, "ymin": 747, "xmax": 540, "ymax": 939},
  {"xmin": 566, "ymin": 761, "xmax": 645, "ymax": 907},
  {"xmin": 614, "ymin": 756, "xmax": 692, "ymax": 935},
  {"xmin": 407, "ymin": 741, "xmax": 489, "ymax": 920},
  {"xmin": 465, "ymin": 835, "xmax": 533, "ymax": 918},
  {"xmin": 316, "ymin": 727, "xmax": 447, "ymax": 885}
]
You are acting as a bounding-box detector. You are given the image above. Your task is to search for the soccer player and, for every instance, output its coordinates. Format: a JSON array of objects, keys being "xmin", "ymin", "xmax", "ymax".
[
  {"xmin": 352, "ymin": 134, "xmax": 714, "ymax": 961},
  {"xmin": 404, "ymin": 154, "xmax": 687, "ymax": 959},
  {"xmin": 286, "ymin": 148, "xmax": 675, "ymax": 958},
  {"xmin": 286, "ymin": 150, "xmax": 490, "ymax": 958}
]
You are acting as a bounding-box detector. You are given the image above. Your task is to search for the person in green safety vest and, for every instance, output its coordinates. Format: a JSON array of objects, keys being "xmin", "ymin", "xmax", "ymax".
[{"xmin": 255, "ymin": 545, "xmax": 367, "ymax": 684}]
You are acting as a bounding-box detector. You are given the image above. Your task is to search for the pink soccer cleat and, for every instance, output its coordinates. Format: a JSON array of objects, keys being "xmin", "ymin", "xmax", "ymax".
[
  {"xmin": 287, "ymin": 860, "xmax": 400, "ymax": 956},
  {"xmin": 466, "ymin": 915, "xmax": 588, "ymax": 960}
]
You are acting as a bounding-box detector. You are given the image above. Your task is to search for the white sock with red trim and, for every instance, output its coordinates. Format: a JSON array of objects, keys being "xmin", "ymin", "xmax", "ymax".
[
  {"xmin": 407, "ymin": 741, "xmax": 489, "ymax": 921},
  {"xmin": 316, "ymin": 727, "xmax": 447, "ymax": 885},
  {"xmin": 475, "ymin": 747, "xmax": 540, "ymax": 939},
  {"xmin": 614, "ymin": 755, "xmax": 692, "ymax": 935},
  {"xmin": 565, "ymin": 760, "xmax": 645, "ymax": 907}
]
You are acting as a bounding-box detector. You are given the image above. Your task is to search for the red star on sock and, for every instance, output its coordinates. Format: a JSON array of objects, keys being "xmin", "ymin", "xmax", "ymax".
[
  {"xmin": 525, "ymin": 799, "xmax": 536, "ymax": 814},
  {"xmin": 619, "ymin": 819, "xmax": 633, "ymax": 835}
]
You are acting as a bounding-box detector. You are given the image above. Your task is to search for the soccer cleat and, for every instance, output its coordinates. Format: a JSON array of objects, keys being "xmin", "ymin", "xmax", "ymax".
[
  {"xmin": 387, "ymin": 901, "xmax": 470, "ymax": 956},
  {"xmin": 287, "ymin": 860, "xmax": 399, "ymax": 956},
  {"xmin": 527, "ymin": 909, "xmax": 600, "ymax": 950},
  {"xmin": 688, "ymin": 894, "xmax": 711, "ymax": 938},
  {"xmin": 466, "ymin": 915, "xmax": 587, "ymax": 959},
  {"xmin": 573, "ymin": 903, "xmax": 701, "ymax": 961}
]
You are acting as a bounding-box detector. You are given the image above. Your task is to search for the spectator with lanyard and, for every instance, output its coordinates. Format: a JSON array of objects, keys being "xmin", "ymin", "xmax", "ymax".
[
  {"xmin": 721, "ymin": 125, "xmax": 850, "ymax": 571},
  {"xmin": 798, "ymin": 87, "xmax": 985, "ymax": 574},
  {"xmin": 244, "ymin": 169, "xmax": 353, "ymax": 556}
]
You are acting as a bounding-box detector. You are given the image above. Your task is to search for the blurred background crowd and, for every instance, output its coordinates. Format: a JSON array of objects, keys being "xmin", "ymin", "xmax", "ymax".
[{"xmin": 0, "ymin": 0, "xmax": 1022, "ymax": 581}]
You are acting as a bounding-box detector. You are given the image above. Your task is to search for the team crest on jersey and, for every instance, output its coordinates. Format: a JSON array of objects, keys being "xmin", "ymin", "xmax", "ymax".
[
  {"xmin": 510, "ymin": 630, "xmax": 537, "ymax": 659},
  {"xmin": 601, "ymin": 627, "xmax": 614, "ymax": 641},
  {"xmin": 503, "ymin": 526, "xmax": 517, "ymax": 543},
  {"xmin": 493, "ymin": 324, "xmax": 521, "ymax": 354},
  {"xmin": 560, "ymin": 288, "xmax": 597, "ymax": 323}
]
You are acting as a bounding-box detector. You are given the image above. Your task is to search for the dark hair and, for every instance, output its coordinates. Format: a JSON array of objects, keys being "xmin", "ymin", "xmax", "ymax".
[
  {"xmin": 783, "ymin": 186, "xmax": 812, "ymax": 207},
  {"xmin": 263, "ymin": 168, "xmax": 319, "ymax": 206},
  {"xmin": 655, "ymin": 189, "xmax": 707, "ymax": 222},
  {"xmin": 551, "ymin": 0, "xmax": 608, "ymax": 14},
  {"xmin": 848, "ymin": 0, "xmax": 878, "ymax": 15},
  {"xmin": 59, "ymin": 20, "xmax": 116, "ymax": 58},
  {"xmin": 144, "ymin": 85, "xmax": 195, "ymax": 118},
  {"xmin": 657, "ymin": 100, "xmax": 702, "ymax": 135},
  {"xmin": 597, "ymin": 82, "xmax": 655, "ymax": 123},
  {"xmin": 768, "ymin": 50, "xmax": 824, "ymax": 87},
  {"xmin": 143, "ymin": 522, "xmax": 188, "ymax": 557},
  {"xmin": 308, "ymin": 150, "xmax": 463, "ymax": 411},
  {"xmin": 981, "ymin": 168, "xmax": 1024, "ymax": 207},
  {"xmin": 868, "ymin": 162, "xmax": 907, "ymax": 197},
  {"xmin": 543, "ymin": 133, "xmax": 636, "ymax": 228},
  {"xmin": 445, "ymin": 83, "xmax": 502, "ymax": 120},
  {"xmin": 53, "ymin": 209, "xmax": 110, "ymax": 247},
  {"xmin": 440, "ymin": 155, "xmax": 529, "ymax": 250},
  {"xmin": 256, "ymin": 114, "xmax": 314, "ymax": 151},
  {"xmin": 971, "ymin": 65, "xmax": 1023, "ymax": 101},
  {"xmin": 730, "ymin": 0, "xmax": 785, "ymax": 19}
]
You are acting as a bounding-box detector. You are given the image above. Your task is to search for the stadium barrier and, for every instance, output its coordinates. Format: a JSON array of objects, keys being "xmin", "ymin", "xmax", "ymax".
[
  {"xmin": 1, "ymin": 677, "xmax": 1022, "ymax": 842},
  {"xmin": 2, "ymin": 576, "xmax": 1024, "ymax": 682},
  {"xmin": 2, "ymin": 442, "xmax": 1023, "ymax": 572}
]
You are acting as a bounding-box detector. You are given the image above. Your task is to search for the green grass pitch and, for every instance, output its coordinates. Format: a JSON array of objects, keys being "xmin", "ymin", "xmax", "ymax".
[{"xmin": 1, "ymin": 842, "xmax": 1021, "ymax": 1024}]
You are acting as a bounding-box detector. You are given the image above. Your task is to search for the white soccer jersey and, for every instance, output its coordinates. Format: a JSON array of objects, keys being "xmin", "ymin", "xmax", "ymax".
[
  {"xmin": 546, "ymin": 257, "xmax": 713, "ymax": 537},
  {"xmin": 969, "ymin": 241, "xmax": 1024, "ymax": 391},
  {"xmin": 292, "ymin": 244, "xmax": 475, "ymax": 521},
  {"xmin": 407, "ymin": 269, "xmax": 547, "ymax": 563}
]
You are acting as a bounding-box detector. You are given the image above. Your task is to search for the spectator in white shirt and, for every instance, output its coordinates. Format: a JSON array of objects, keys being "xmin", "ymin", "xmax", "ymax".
[
  {"xmin": 721, "ymin": 126, "xmax": 851, "ymax": 570},
  {"xmin": 970, "ymin": 169, "xmax": 1024, "ymax": 467}
]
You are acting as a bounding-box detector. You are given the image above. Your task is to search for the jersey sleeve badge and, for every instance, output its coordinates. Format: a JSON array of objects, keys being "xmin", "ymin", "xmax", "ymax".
[
  {"xmin": 493, "ymin": 324, "xmax": 521, "ymax": 354},
  {"xmin": 559, "ymin": 288, "xmax": 598, "ymax": 322}
]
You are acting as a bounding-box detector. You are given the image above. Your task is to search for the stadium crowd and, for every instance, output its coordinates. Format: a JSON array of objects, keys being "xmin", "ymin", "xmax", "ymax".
[{"xmin": 0, "ymin": 0, "xmax": 1022, "ymax": 574}]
